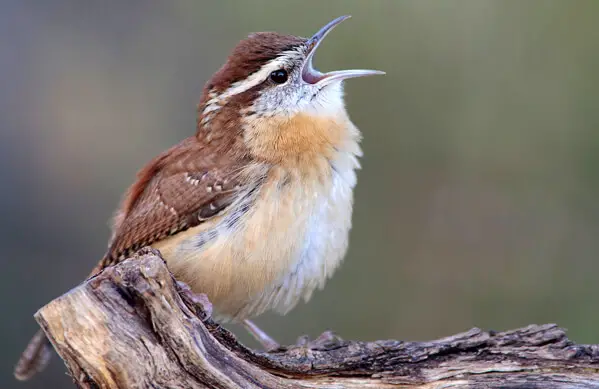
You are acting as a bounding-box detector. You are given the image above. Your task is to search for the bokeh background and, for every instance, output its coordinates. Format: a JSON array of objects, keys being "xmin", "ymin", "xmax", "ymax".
[{"xmin": 2, "ymin": 1, "xmax": 599, "ymax": 387}]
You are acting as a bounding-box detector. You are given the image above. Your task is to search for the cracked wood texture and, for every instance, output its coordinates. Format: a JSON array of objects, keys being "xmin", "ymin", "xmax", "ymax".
[{"xmin": 35, "ymin": 250, "xmax": 599, "ymax": 388}]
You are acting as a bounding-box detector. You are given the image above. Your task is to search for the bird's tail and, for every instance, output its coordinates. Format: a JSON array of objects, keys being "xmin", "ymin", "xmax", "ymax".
[{"xmin": 14, "ymin": 329, "xmax": 53, "ymax": 381}]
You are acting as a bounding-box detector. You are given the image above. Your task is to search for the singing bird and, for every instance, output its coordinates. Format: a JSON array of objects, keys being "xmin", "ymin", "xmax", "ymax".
[{"xmin": 15, "ymin": 15, "xmax": 384, "ymax": 380}]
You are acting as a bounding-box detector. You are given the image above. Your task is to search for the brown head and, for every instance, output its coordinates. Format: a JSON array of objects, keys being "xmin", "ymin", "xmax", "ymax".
[{"xmin": 196, "ymin": 16, "xmax": 384, "ymax": 163}]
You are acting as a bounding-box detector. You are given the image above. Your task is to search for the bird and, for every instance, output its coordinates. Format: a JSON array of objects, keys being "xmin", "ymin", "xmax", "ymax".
[{"xmin": 14, "ymin": 15, "xmax": 384, "ymax": 381}]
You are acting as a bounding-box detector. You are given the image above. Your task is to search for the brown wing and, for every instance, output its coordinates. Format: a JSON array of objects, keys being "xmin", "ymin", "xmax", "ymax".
[
  {"xmin": 97, "ymin": 136, "xmax": 250, "ymax": 271},
  {"xmin": 17, "ymin": 137, "xmax": 253, "ymax": 382}
]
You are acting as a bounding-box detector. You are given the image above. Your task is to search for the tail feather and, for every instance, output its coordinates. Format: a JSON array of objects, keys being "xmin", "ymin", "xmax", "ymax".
[{"xmin": 14, "ymin": 330, "xmax": 53, "ymax": 381}]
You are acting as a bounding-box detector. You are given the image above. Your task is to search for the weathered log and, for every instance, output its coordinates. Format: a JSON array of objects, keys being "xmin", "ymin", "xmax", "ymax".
[{"xmin": 35, "ymin": 249, "xmax": 599, "ymax": 388}]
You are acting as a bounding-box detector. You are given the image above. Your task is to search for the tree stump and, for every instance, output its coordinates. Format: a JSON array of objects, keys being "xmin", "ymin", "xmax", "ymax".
[{"xmin": 34, "ymin": 249, "xmax": 599, "ymax": 388}]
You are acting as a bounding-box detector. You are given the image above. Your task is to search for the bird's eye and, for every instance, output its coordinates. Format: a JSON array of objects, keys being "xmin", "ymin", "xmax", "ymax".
[{"xmin": 269, "ymin": 69, "xmax": 288, "ymax": 84}]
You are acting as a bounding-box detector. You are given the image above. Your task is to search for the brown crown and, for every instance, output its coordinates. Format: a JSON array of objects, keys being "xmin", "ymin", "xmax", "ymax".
[
  {"xmin": 204, "ymin": 32, "xmax": 306, "ymax": 94},
  {"xmin": 194, "ymin": 32, "xmax": 306, "ymax": 139}
]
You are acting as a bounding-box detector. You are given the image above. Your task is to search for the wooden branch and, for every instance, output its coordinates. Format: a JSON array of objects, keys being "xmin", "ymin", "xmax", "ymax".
[{"xmin": 35, "ymin": 249, "xmax": 599, "ymax": 388}]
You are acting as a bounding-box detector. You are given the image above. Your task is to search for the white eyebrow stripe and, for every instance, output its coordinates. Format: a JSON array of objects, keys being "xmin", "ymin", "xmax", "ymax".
[
  {"xmin": 200, "ymin": 49, "xmax": 303, "ymax": 120},
  {"xmin": 219, "ymin": 49, "xmax": 302, "ymax": 99}
]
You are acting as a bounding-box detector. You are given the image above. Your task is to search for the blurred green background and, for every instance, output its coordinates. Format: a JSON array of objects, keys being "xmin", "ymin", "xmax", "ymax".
[{"xmin": 2, "ymin": 1, "xmax": 599, "ymax": 387}]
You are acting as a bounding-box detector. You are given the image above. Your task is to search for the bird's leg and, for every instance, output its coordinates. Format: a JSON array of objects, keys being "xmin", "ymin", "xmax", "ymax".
[{"xmin": 242, "ymin": 319, "xmax": 280, "ymax": 351}]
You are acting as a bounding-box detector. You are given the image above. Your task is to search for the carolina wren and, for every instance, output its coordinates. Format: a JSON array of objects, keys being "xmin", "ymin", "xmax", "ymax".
[{"xmin": 15, "ymin": 15, "xmax": 383, "ymax": 380}]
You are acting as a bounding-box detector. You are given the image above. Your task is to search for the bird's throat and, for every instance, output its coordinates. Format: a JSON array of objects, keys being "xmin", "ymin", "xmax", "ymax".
[{"xmin": 243, "ymin": 112, "xmax": 354, "ymax": 168}]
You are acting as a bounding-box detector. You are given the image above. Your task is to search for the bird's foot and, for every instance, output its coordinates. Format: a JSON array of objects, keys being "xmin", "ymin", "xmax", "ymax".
[
  {"xmin": 176, "ymin": 281, "xmax": 213, "ymax": 320},
  {"xmin": 295, "ymin": 330, "xmax": 343, "ymax": 350}
]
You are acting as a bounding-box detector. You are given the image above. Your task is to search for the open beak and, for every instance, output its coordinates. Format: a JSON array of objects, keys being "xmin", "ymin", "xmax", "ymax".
[{"xmin": 302, "ymin": 15, "xmax": 385, "ymax": 85}]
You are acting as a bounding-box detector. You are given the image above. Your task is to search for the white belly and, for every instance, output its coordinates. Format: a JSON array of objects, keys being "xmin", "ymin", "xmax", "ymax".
[{"xmin": 153, "ymin": 156, "xmax": 358, "ymax": 320}]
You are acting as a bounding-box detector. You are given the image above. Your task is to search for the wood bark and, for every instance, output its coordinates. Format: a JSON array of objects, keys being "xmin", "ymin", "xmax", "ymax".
[{"xmin": 35, "ymin": 249, "xmax": 599, "ymax": 388}]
